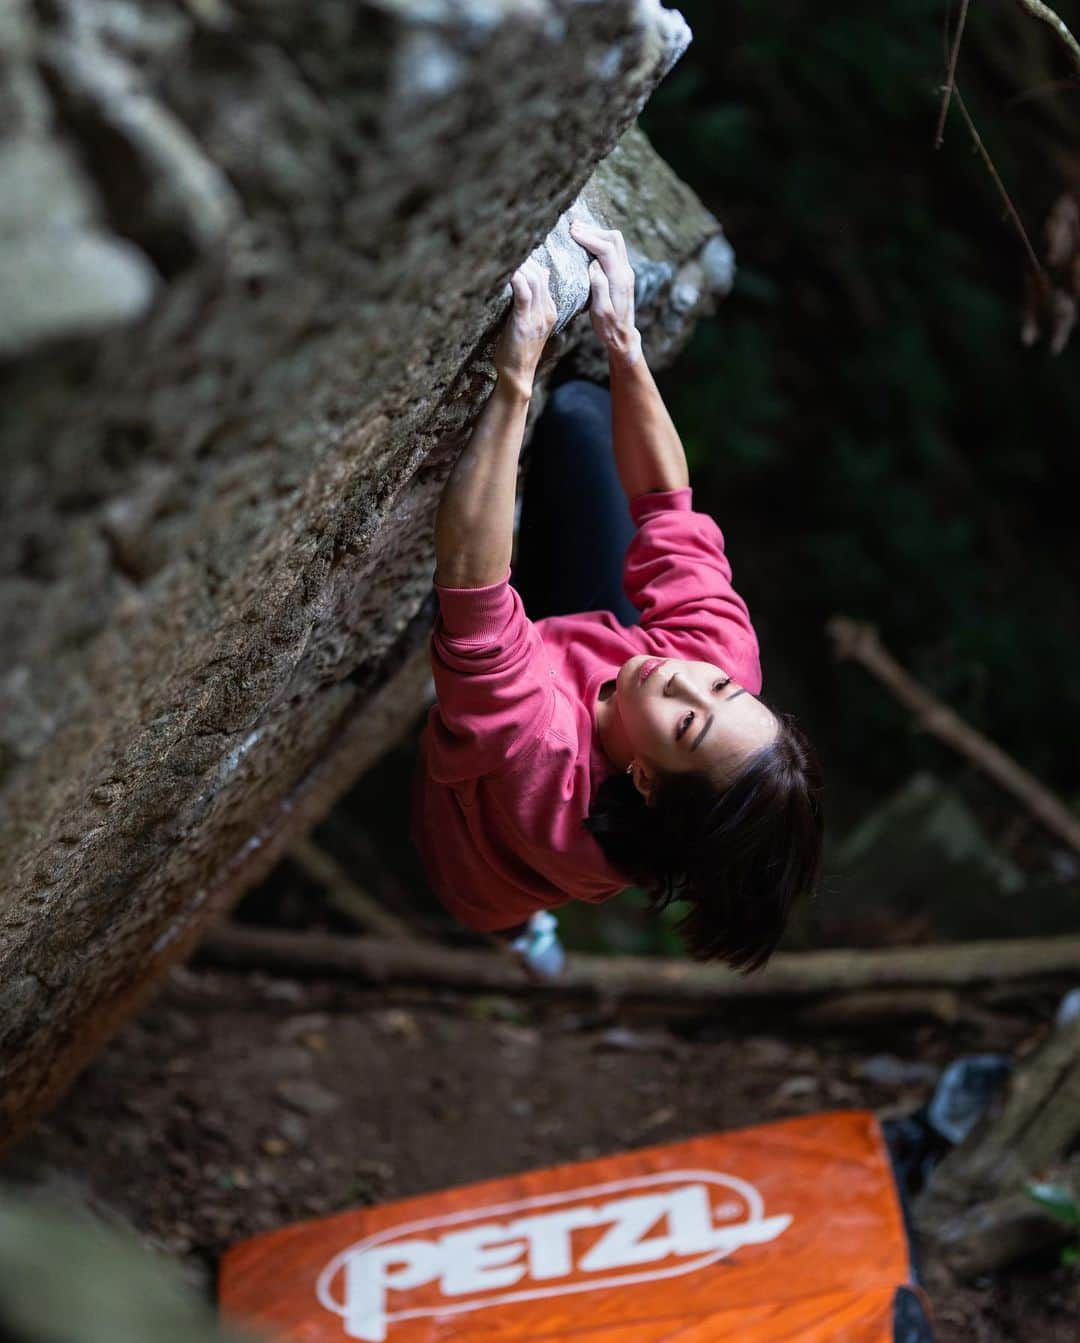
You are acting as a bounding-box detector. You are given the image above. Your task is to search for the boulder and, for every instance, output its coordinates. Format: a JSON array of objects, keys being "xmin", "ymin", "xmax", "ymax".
[{"xmin": 0, "ymin": 0, "xmax": 732, "ymax": 1147}]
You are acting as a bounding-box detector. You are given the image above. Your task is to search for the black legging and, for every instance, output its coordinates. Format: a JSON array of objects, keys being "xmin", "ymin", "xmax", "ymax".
[
  {"xmin": 498, "ymin": 380, "xmax": 638, "ymax": 940},
  {"xmin": 511, "ymin": 379, "xmax": 641, "ymax": 627}
]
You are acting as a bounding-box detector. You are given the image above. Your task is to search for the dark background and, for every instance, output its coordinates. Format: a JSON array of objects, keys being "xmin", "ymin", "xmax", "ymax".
[
  {"xmin": 243, "ymin": 0, "xmax": 1080, "ymax": 956},
  {"xmin": 644, "ymin": 0, "xmax": 1080, "ymax": 811}
]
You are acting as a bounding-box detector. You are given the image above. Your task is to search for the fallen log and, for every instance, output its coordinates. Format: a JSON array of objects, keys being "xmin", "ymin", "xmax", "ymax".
[
  {"xmin": 196, "ymin": 925, "xmax": 1080, "ymax": 1003},
  {"xmin": 926, "ymin": 1167, "xmax": 1080, "ymax": 1280}
]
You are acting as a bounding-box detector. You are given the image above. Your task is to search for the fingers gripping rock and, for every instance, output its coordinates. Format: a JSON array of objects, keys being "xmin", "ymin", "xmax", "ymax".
[
  {"xmin": 537, "ymin": 204, "xmax": 606, "ymax": 334},
  {"xmin": 501, "ymin": 202, "xmax": 607, "ymax": 337}
]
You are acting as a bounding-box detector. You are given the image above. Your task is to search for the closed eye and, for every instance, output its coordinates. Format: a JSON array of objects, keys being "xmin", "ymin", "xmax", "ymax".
[{"xmin": 673, "ymin": 676, "xmax": 736, "ymax": 740}]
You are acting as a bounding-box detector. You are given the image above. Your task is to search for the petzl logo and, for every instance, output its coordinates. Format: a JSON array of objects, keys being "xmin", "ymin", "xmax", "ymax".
[{"xmin": 316, "ymin": 1169, "xmax": 792, "ymax": 1340}]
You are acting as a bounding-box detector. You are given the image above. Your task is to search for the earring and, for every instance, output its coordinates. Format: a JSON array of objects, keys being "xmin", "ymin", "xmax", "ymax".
[{"xmin": 625, "ymin": 762, "xmax": 634, "ymax": 775}]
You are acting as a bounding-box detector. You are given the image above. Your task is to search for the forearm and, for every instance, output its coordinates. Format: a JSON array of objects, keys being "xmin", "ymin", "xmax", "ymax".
[
  {"xmin": 608, "ymin": 342, "xmax": 690, "ymax": 498},
  {"xmin": 434, "ymin": 374, "xmax": 532, "ymax": 588}
]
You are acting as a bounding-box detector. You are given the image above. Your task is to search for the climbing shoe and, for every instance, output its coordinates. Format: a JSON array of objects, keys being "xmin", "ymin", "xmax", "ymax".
[{"xmin": 508, "ymin": 910, "xmax": 565, "ymax": 981}]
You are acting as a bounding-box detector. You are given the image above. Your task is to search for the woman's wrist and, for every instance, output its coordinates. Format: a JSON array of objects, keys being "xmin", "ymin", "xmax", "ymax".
[
  {"xmin": 493, "ymin": 367, "xmax": 535, "ymax": 404},
  {"xmin": 606, "ymin": 326, "xmax": 643, "ymax": 369}
]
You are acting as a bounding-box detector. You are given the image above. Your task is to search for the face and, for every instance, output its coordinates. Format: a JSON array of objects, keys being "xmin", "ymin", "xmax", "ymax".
[{"xmin": 614, "ymin": 654, "xmax": 778, "ymax": 791}]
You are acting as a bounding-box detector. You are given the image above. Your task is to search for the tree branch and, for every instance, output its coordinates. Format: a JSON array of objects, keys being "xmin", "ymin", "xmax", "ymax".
[
  {"xmin": 196, "ymin": 924, "xmax": 1080, "ymax": 1002},
  {"xmin": 828, "ymin": 616, "xmax": 1080, "ymax": 854},
  {"xmin": 1014, "ymin": 0, "xmax": 1080, "ymax": 73},
  {"xmin": 953, "ymin": 87, "xmax": 1049, "ymax": 287},
  {"xmin": 936, "ymin": 0, "xmax": 972, "ymax": 149},
  {"xmin": 287, "ymin": 836, "xmax": 420, "ymax": 940}
]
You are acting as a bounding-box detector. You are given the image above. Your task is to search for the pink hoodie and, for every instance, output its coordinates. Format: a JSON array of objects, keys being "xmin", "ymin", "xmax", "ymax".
[{"xmin": 410, "ymin": 487, "xmax": 762, "ymax": 931}]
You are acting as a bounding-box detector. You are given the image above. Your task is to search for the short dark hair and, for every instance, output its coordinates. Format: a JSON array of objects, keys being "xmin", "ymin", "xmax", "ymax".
[{"xmin": 583, "ymin": 712, "xmax": 824, "ymax": 973}]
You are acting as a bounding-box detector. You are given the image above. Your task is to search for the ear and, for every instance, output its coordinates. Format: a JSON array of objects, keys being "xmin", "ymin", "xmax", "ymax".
[{"xmin": 628, "ymin": 760, "xmax": 659, "ymax": 807}]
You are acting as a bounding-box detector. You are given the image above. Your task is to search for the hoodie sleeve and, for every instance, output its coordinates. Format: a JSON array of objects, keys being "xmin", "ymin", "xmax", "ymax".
[
  {"xmin": 622, "ymin": 486, "xmax": 762, "ymax": 694},
  {"xmin": 423, "ymin": 569, "xmax": 555, "ymax": 783}
]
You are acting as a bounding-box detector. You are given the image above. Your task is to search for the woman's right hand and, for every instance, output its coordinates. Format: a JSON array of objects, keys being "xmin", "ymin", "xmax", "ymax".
[
  {"xmin": 494, "ymin": 255, "xmax": 558, "ymax": 397},
  {"xmin": 569, "ymin": 220, "xmax": 642, "ymax": 365}
]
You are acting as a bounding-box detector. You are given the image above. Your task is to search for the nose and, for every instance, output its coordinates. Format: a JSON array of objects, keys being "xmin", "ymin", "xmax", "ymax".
[{"xmin": 664, "ymin": 671, "xmax": 707, "ymax": 706}]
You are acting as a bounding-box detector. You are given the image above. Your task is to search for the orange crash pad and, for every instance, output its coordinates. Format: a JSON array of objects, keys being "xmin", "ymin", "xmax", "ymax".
[{"xmin": 219, "ymin": 1109, "xmax": 934, "ymax": 1342}]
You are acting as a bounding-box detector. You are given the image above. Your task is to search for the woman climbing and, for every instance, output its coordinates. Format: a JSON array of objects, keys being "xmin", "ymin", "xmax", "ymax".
[{"xmin": 410, "ymin": 219, "xmax": 823, "ymax": 976}]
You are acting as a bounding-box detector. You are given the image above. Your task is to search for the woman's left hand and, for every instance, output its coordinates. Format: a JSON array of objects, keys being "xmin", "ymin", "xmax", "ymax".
[{"xmin": 494, "ymin": 256, "xmax": 558, "ymax": 396}]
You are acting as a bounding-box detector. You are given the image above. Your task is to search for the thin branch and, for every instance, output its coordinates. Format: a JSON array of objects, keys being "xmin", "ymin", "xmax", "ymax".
[
  {"xmin": 288, "ymin": 836, "xmax": 420, "ymax": 940},
  {"xmin": 936, "ymin": 0, "xmax": 973, "ymax": 149},
  {"xmin": 828, "ymin": 616, "xmax": 1080, "ymax": 854},
  {"xmin": 1014, "ymin": 0, "xmax": 1080, "ymax": 74},
  {"xmin": 953, "ymin": 87, "xmax": 1050, "ymax": 289}
]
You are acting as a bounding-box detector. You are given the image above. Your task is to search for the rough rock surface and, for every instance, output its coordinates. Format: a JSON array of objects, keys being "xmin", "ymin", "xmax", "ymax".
[{"xmin": 0, "ymin": 0, "xmax": 732, "ymax": 1147}]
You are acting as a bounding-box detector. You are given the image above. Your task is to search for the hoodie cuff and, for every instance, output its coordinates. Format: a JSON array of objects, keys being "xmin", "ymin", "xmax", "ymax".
[
  {"xmin": 434, "ymin": 569, "xmax": 515, "ymax": 642},
  {"xmin": 629, "ymin": 485, "xmax": 693, "ymax": 522}
]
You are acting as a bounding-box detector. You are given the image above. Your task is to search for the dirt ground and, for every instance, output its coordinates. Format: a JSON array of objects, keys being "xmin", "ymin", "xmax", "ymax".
[{"xmin": 5, "ymin": 959, "xmax": 1078, "ymax": 1343}]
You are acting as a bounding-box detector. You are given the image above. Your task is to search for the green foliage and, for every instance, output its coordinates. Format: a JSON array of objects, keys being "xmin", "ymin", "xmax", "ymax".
[
  {"xmin": 1025, "ymin": 1182, "xmax": 1080, "ymax": 1266},
  {"xmin": 1027, "ymin": 1182, "xmax": 1080, "ymax": 1228}
]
